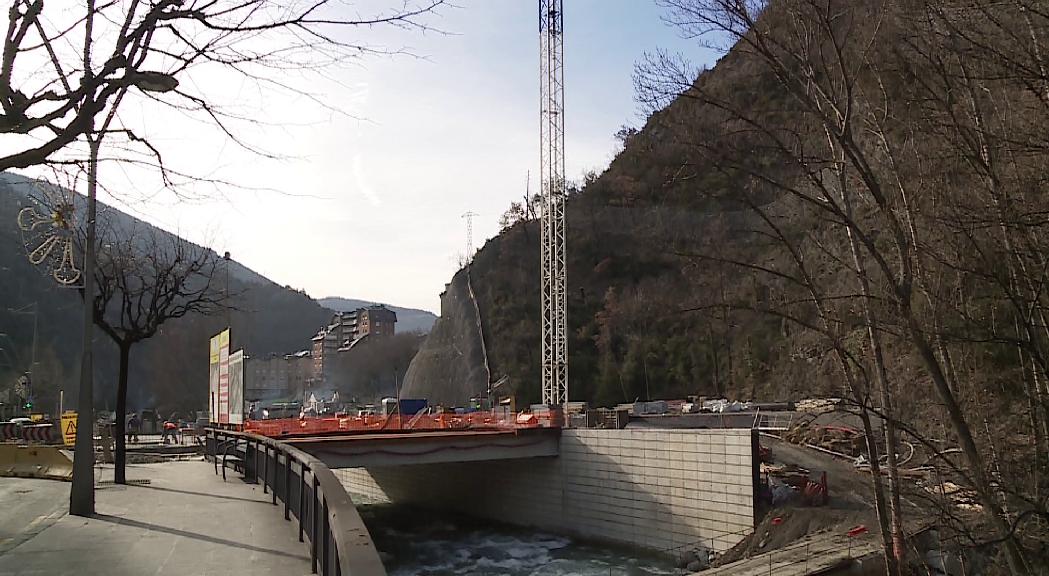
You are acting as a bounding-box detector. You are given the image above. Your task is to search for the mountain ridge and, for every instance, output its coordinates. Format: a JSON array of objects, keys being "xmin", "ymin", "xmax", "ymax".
[{"xmin": 0, "ymin": 172, "xmax": 423, "ymax": 413}]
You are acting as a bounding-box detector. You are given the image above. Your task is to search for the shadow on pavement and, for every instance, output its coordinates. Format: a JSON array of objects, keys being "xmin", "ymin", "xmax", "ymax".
[
  {"xmin": 92, "ymin": 514, "xmax": 309, "ymax": 561},
  {"xmin": 127, "ymin": 483, "xmax": 271, "ymax": 505}
]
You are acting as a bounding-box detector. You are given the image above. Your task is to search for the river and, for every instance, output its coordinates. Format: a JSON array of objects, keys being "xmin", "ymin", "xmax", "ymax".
[{"xmin": 355, "ymin": 501, "xmax": 686, "ymax": 576}]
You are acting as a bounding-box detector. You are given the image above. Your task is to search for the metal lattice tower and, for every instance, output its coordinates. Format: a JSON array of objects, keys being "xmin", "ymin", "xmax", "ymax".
[
  {"xmin": 462, "ymin": 211, "xmax": 478, "ymax": 260},
  {"xmin": 540, "ymin": 0, "xmax": 568, "ymax": 407}
]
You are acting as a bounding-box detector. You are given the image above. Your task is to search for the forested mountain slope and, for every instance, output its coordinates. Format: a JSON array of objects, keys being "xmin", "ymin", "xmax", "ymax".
[{"xmin": 410, "ymin": 1, "xmax": 1049, "ymax": 567}]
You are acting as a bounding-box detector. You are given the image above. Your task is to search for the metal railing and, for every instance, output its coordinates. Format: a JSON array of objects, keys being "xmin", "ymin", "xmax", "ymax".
[
  {"xmin": 206, "ymin": 428, "xmax": 387, "ymax": 576},
  {"xmin": 752, "ymin": 409, "xmax": 794, "ymax": 431}
]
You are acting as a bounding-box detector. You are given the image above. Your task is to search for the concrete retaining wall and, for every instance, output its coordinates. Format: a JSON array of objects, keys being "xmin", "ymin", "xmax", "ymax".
[{"xmin": 335, "ymin": 428, "xmax": 757, "ymax": 553}]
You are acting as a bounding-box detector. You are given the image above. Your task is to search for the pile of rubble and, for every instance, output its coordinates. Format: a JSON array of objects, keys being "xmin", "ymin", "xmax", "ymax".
[{"xmin": 783, "ymin": 421, "xmax": 867, "ymax": 458}]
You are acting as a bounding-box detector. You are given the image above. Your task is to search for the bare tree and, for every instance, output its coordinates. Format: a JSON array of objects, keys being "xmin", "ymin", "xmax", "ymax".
[
  {"xmin": 6, "ymin": 0, "xmax": 445, "ymax": 515},
  {"xmin": 0, "ymin": 0, "xmax": 446, "ymax": 176},
  {"xmin": 82, "ymin": 222, "xmax": 229, "ymax": 484}
]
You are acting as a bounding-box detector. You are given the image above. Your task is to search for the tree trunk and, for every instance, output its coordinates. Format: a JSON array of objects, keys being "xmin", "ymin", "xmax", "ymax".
[
  {"xmin": 842, "ymin": 209, "xmax": 904, "ymax": 574},
  {"xmin": 834, "ymin": 140, "xmax": 904, "ymax": 576},
  {"xmin": 907, "ymin": 321, "xmax": 1031, "ymax": 573},
  {"xmin": 855, "ymin": 403, "xmax": 897, "ymax": 575},
  {"xmin": 115, "ymin": 342, "xmax": 129, "ymax": 485}
]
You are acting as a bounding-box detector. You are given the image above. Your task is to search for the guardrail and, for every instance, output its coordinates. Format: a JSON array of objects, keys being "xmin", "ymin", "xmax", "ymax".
[
  {"xmin": 0, "ymin": 422, "xmax": 59, "ymax": 443},
  {"xmin": 206, "ymin": 428, "xmax": 387, "ymax": 576}
]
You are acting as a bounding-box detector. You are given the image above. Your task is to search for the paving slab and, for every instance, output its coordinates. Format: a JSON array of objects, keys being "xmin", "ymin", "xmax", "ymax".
[
  {"xmin": 0, "ymin": 477, "xmax": 68, "ymax": 555},
  {"xmin": 0, "ymin": 459, "xmax": 311, "ymax": 576}
]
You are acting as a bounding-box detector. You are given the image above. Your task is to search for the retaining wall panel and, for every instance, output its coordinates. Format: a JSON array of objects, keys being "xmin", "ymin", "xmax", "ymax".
[{"xmin": 336, "ymin": 428, "xmax": 756, "ymax": 555}]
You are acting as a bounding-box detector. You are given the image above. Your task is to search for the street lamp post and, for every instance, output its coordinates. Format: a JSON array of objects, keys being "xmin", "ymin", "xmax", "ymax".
[
  {"xmin": 69, "ymin": 68, "xmax": 179, "ymax": 518},
  {"xmin": 69, "ymin": 127, "xmax": 101, "ymax": 517}
]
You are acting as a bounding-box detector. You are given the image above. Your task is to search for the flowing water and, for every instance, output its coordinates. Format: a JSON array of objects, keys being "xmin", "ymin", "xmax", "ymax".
[{"xmin": 356, "ymin": 502, "xmax": 686, "ymax": 576}]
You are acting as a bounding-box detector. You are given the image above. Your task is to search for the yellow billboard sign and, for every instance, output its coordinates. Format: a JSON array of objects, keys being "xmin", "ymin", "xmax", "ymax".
[{"xmin": 210, "ymin": 332, "xmax": 221, "ymax": 364}]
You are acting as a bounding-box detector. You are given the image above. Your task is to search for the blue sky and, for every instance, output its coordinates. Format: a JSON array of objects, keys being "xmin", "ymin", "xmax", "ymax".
[{"xmin": 69, "ymin": 1, "xmax": 721, "ymax": 313}]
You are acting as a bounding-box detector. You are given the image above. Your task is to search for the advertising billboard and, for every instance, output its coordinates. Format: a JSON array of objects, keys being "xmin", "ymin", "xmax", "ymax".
[
  {"xmin": 209, "ymin": 328, "xmax": 231, "ymax": 424},
  {"xmin": 218, "ymin": 329, "xmax": 230, "ymax": 424},
  {"xmin": 229, "ymin": 349, "xmax": 244, "ymax": 425},
  {"xmin": 209, "ymin": 333, "xmax": 220, "ymax": 423}
]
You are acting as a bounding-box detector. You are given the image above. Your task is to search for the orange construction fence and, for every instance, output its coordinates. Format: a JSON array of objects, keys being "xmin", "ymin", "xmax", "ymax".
[{"xmin": 243, "ymin": 410, "xmax": 562, "ymax": 439}]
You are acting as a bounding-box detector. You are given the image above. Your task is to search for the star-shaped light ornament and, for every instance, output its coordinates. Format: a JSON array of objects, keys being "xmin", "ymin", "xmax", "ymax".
[{"xmin": 17, "ymin": 183, "xmax": 82, "ymax": 286}]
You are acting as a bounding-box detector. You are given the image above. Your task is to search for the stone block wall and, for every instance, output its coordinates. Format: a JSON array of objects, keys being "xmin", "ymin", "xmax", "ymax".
[{"xmin": 334, "ymin": 428, "xmax": 756, "ymax": 553}]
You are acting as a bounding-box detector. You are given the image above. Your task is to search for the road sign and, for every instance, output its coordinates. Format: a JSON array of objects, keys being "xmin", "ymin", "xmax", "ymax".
[{"xmin": 61, "ymin": 411, "xmax": 77, "ymax": 446}]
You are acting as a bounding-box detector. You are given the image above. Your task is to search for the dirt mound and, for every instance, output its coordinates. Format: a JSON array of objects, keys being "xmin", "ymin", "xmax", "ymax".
[{"xmin": 716, "ymin": 506, "xmax": 873, "ymax": 566}]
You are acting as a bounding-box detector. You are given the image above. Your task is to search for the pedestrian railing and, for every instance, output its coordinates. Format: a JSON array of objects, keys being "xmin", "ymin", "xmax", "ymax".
[{"xmin": 206, "ymin": 428, "xmax": 387, "ymax": 576}]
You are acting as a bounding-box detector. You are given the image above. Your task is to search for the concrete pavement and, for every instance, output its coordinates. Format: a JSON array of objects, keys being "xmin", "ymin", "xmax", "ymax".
[
  {"xmin": 0, "ymin": 459, "xmax": 312, "ymax": 575},
  {"xmin": 0, "ymin": 478, "xmax": 68, "ymax": 555}
]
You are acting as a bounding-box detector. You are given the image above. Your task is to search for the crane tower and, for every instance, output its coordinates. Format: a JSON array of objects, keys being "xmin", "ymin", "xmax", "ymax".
[{"xmin": 539, "ymin": 0, "xmax": 568, "ymax": 407}]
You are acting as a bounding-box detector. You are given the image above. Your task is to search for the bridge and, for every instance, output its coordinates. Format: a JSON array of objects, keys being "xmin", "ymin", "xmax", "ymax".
[
  {"xmin": 192, "ymin": 411, "xmax": 565, "ymax": 575},
  {"xmin": 198, "ymin": 418, "xmax": 768, "ymax": 576},
  {"xmin": 284, "ymin": 428, "xmax": 560, "ymax": 467},
  {"xmin": 0, "ymin": 417, "xmax": 887, "ymax": 576},
  {"xmin": 236, "ymin": 411, "xmax": 561, "ymax": 467}
]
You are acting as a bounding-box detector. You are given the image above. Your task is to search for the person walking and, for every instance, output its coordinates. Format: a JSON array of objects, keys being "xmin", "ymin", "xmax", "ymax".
[
  {"xmin": 126, "ymin": 412, "xmax": 141, "ymax": 444},
  {"xmin": 125, "ymin": 413, "xmax": 132, "ymax": 444}
]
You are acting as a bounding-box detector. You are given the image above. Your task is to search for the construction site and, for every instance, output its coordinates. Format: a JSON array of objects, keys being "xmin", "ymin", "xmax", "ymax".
[{"xmin": 629, "ymin": 397, "xmax": 994, "ymax": 575}]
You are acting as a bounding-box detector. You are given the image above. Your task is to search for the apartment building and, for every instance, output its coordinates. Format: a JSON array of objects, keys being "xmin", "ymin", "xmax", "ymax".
[{"xmin": 310, "ymin": 304, "xmax": 398, "ymax": 385}]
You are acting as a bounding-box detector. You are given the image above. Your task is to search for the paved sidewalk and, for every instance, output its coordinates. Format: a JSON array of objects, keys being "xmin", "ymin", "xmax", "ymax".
[
  {"xmin": 0, "ymin": 478, "xmax": 68, "ymax": 555},
  {"xmin": 0, "ymin": 460, "xmax": 311, "ymax": 575}
]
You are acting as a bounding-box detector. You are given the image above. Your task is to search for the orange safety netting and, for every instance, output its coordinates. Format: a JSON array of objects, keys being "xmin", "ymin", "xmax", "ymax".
[{"xmin": 243, "ymin": 410, "xmax": 562, "ymax": 438}]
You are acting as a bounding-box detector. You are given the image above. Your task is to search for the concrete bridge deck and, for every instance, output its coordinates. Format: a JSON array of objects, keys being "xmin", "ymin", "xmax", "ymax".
[
  {"xmin": 286, "ymin": 427, "xmax": 561, "ymax": 468},
  {"xmin": 0, "ymin": 460, "xmax": 311, "ymax": 575}
]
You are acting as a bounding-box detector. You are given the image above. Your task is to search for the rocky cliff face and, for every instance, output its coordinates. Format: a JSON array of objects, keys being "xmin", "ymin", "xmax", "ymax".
[{"xmin": 400, "ymin": 268, "xmax": 489, "ymax": 405}]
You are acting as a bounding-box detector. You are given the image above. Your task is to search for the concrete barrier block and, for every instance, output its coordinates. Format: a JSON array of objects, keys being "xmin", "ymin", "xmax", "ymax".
[{"xmin": 0, "ymin": 444, "xmax": 73, "ymax": 481}]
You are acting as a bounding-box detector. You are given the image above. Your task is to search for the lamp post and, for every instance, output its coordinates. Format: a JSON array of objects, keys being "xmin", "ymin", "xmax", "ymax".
[
  {"xmin": 69, "ymin": 68, "xmax": 179, "ymax": 517},
  {"xmin": 69, "ymin": 116, "xmax": 102, "ymax": 517}
]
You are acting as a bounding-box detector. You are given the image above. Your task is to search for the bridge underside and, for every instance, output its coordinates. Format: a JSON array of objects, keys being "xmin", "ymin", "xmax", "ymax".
[{"xmin": 284, "ymin": 428, "xmax": 561, "ymax": 468}]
